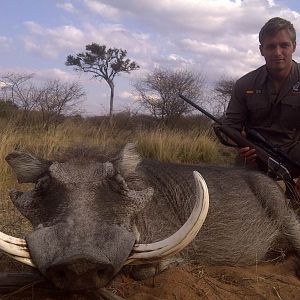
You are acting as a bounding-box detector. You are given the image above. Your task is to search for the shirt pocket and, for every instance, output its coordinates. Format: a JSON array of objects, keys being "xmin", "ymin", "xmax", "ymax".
[
  {"xmin": 246, "ymin": 95, "xmax": 271, "ymax": 126},
  {"xmin": 280, "ymin": 96, "xmax": 300, "ymax": 130}
]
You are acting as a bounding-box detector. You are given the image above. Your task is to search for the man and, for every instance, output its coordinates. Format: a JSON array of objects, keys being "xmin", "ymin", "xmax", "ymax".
[{"xmin": 224, "ymin": 17, "xmax": 300, "ymax": 196}]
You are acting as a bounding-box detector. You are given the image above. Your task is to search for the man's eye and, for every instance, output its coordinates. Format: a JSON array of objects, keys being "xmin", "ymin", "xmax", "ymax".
[
  {"xmin": 265, "ymin": 43, "xmax": 291, "ymax": 50},
  {"xmin": 266, "ymin": 45, "xmax": 276, "ymax": 50}
]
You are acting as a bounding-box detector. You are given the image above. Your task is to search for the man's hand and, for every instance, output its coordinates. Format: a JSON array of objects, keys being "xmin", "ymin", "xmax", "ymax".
[
  {"xmin": 238, "ymin": 130, "xmax": 257, "ymax": 164},
  {"xmin": 239, "ymin": 147, "xmax": 257, "ymax": 163}
]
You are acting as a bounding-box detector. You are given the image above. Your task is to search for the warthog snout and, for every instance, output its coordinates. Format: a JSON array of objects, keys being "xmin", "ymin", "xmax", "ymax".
[
  {"xmin": 46, "ymin": 257, "xmax": 115, "ymax": 290},
  {"xmin": 26, "ymin": 221, "xmax": 136, "ymax": 290}
]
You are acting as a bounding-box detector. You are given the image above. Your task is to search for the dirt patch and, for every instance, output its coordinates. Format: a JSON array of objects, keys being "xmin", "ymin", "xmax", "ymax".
[{"xmin": 112, "ymin": 256, "xmax": 300, "ymax": 300}]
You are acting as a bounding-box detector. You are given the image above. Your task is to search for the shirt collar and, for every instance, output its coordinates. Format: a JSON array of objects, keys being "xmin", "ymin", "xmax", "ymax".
[{"xmin": 258, "ymin": 60, "xmax": 298, "ymax": 86}]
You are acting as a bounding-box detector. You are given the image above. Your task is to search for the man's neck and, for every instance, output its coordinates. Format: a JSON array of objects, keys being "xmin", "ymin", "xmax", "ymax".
[
  {"xmin": 268, "ymin": 63, "xmax": 293, "ymax": 92},
  {"xmin": 270, "ymin": 69, "xmax": 290, "ymax": 81}
]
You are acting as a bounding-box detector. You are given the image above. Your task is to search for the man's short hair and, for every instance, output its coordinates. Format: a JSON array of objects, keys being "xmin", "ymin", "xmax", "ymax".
[{"xmin": 259, "ymin": 17, "xmax": 296, "ymax": 44}]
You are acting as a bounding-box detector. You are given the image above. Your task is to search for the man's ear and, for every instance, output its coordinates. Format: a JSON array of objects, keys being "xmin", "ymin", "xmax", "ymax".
[
  {"xmin": 259, "ymin": 44, "xmax": 264, "ymax": 56},
  {"xmin": 293, "ymin": 42, "xmax": 296, "ymax": 52}
]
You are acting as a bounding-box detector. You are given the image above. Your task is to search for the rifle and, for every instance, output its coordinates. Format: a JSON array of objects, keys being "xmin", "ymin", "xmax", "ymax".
[{"xmin": 179, "ymin": 94, "xmax": 300, "ymax": 201}]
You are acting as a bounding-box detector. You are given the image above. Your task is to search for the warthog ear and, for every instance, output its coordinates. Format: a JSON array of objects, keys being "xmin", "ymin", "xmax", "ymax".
[
  {"xmin": 115, "ymin": 143, "xmax": 141, "ymax": 177},
  {"xmin": 5, "ymin": 151, "xmax": 52, "ymax": 183}
]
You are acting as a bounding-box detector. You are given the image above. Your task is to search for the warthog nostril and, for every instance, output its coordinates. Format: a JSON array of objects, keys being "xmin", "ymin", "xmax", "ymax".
[
  {"xmin": 97, "ymin": 268, "xmax": 107, "ymax": 277},
  {"xmin": 46, "ymin": 259, "xmax": 116, "ymax": 290},
  {"xmin": 56, "ymin": 269, "xmax": 66, "ymax": 279},
  {"xmin": 46, "ymin": 267, "xmax": 72, "ymax": 290}
]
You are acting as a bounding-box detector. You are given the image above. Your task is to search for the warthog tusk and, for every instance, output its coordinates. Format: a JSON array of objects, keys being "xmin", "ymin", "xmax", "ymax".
[
  {"xmin": 0, "ymin": 239, "xmax": 30, "ymax": 257},
  {"xmin": 125, "ymin": 171, "xmax": 209, "ymax": 265},
  {"xmin": 0, "ymin": 231, "xmax": 27, "ymax": 245},
  {"xmin": 0, "ymin": 231, "xmax": 36, "ymax": 268},
  {"xmin": 6, "ymin": 254, "xmax": 36, "ymax": 268}
]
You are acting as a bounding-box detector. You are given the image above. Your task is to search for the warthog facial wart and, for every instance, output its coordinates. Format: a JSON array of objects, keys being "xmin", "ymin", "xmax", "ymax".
[{"xmin": 1, "ymin": 143, "xmax": 300, "ymax": 291}]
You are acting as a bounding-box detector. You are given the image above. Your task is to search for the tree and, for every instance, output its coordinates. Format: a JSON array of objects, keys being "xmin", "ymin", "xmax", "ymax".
[
  {"xmin": 0, "ymin": 73, "xmax": 85, "ymax": 127},
  {"xmin": 0, "ymin": 73, "xmax": 42, "ymax": 123},
  {"xmin": 134, "ymin": 69, "xmax": 205, "ymax": 125},
  {"xmin": 213, "ymin": 77, "xmax": 236, "ymax": 117},
  {"xmin": 0, "ymin": 73, "xmax": 37, "ymax": 111},
  {"xmin": 36, "ymin": 80, "xmax": 85, "ymax": 129},
  {"xmin": 65, "ymin": 43, "xmax": 139, "ymax": 117}
]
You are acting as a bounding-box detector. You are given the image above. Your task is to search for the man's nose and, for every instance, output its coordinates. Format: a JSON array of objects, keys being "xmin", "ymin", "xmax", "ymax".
[{"xmin": 274, "ymin": 45, "xmax": 283, "ymax": 55}]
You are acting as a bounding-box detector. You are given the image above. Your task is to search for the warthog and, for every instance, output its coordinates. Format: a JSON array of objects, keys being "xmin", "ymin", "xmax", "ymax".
[{"xmin": 1, "ymin": 144, "xmax": 300, "ymax": 291}]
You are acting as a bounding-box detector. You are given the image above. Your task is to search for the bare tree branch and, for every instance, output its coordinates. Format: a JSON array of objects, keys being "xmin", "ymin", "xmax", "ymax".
[
  {"xmin": 213, "ymin": 77, "xmax": 236, "ymax": 117},
  {"xmin": 134, "ymin": 69, "xmax": 206, "ymax": 126},
  {"xmin": 36, "ymin": 80, "xmax": 85, "ymax": 129},
  {"xmin": 0, "ymin": 73, "xmax": 85, "ymax": 128}
]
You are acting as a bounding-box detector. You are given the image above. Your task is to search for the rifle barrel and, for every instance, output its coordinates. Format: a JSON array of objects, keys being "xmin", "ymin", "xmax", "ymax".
[{"xmin": 179, "ymin": 94, "xmax": 221, "ymax": 124}]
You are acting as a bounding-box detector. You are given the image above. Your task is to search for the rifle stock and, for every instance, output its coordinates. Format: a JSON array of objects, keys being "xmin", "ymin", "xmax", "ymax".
[
  {"xmin": 216, "ymin": 125, "xmax": 299, "ymax": 178},
  {"xmin": 216, "ymin": 125, "xmax": 270, "ymax": 162}
]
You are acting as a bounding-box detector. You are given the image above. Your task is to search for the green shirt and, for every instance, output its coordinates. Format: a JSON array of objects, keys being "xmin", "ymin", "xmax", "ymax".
[{"xmin": 224, "ymin": 61, "xmax": 300, "ymax": 161}]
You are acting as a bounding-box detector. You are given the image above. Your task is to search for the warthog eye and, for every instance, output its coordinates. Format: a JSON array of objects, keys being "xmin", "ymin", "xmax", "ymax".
[
  {"xmin": 35, "ymin": 175, "xmax": 51, "ymax": 191},
  {"xmin": 108, "ymin": 173, "xmax": 129, "ymax": 195}
]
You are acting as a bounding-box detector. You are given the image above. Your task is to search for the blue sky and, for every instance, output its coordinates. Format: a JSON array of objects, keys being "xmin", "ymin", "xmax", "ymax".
[{"xmin": 1, "ymin": 0, "xmax": 300, "ymax": 115}]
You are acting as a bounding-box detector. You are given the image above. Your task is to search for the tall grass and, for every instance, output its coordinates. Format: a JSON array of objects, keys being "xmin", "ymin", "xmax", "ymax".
[{"xmin": 137, "ymin": 128, "xmax": 229, "ymax": 164}]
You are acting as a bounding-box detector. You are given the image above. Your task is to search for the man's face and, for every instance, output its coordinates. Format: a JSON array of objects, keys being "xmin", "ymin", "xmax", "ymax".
[{"xmin": 259, "ymin": 29, "xmax": 296, "ymax": 74}]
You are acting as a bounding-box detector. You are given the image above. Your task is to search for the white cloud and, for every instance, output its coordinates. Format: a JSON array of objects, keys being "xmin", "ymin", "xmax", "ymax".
[
  {"xmin": 23, "ymin": 21, "xmax": 44, "ymax": 35},
  {"xmin": 167, "ymin": 54, "xmax": 192, "ymax": 63},
  {"xmin": 0, "ymin": 66, "xmax": 80, "ymax": 84},
  {"xmin": 83, "ymin": 0, "xmax": 121, "ymax": 20},
  {"xmin": 84, "ymin": 23, "xmax": 153, "ymax": 53},
  {"xmin": 118, "ymin": 90, "xmax": 138, "ymax": 102},
  {"xmin": 0, "ymin": 81, "xmax": 12, "ymax": 89},
  {"xmin": 35, "ymin": 68, "xmax": 78, "ymax": 82},
  {"xmin": 23, "ymin": 21, "xmax": 85, "ymax": 58},
  {"xmin": 267, "ymin": 0, "xmax": 276, "ymax": 6},
  {"xmin": 0, "ymin": 36, "xmax": 12, "ymax": 49},
  {"xmin": 181, "ymin": 39, "xmax": 232, "ymax": 57},
  {"xmin": 21, "ymin": 18, "xmax": 156, "ymax": 65},
  {"xmin": 56, "ymin": 2, "xmax": 76, "ymax": 13}
]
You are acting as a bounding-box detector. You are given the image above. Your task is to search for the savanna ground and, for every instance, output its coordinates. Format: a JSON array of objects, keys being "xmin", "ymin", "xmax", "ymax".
[{"xmin": 0, "ymin": 115, "xmax": 299, "ymax": 300}]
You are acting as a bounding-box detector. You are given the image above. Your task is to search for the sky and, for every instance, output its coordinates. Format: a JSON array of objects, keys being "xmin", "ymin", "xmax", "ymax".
[{"xmin": 1, "ymin": 0, "xmax": 300, "ymax": 115}]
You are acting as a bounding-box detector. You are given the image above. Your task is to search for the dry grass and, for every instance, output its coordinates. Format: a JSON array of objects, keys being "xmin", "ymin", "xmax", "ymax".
[{"xmin": 137, "ymin": 128, "xmax": 227, "ymax": 164}]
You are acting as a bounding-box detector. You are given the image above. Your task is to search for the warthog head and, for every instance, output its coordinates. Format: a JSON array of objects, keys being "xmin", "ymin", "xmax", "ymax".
[{"xmin": 1, "ymin": 144, "xmax": 208, "ymax": 290}]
